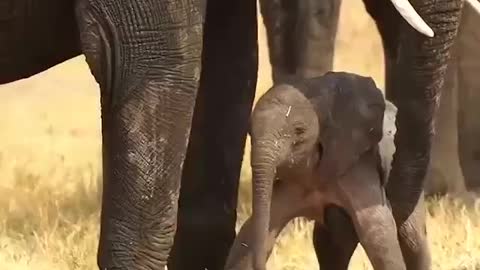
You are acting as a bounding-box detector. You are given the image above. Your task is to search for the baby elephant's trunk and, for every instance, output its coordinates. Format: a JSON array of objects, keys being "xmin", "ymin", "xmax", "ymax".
[{"xmin": 250, "ymin": 137, "xmax": 285, "ymax": 270}]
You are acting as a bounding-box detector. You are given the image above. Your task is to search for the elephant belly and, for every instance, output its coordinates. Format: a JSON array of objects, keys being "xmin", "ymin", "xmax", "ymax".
[
  {"xmin": 302, "ymin": 187, "xmax": 344, "ymax": 225},
  {"xmin": 0, "ymin": 0, "xmax": 80, "ymax": 84}
]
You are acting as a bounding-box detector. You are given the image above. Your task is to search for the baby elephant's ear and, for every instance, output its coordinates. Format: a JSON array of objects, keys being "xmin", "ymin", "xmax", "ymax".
[
  {"xmin": 378, "ymin": 100, "xmax": 398, "ymax": 185},
  {"xmin": 319, "ymin": 99, "xmax": 386, "ymax": 179}
]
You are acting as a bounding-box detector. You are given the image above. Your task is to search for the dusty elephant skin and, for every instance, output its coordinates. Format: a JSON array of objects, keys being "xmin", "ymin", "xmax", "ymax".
[
  {"xmin": 0, "ymin": 0, "xmax": 465, "ymax": 269},
  {"xmin": 224, "ymin": 72, "xmax": 405, "ymax": 270}
]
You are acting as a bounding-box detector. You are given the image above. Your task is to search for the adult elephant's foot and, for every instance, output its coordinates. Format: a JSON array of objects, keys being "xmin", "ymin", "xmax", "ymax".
[{"xmin": 75, "ymin": 0, "xmax": 204, "ymax": 268}]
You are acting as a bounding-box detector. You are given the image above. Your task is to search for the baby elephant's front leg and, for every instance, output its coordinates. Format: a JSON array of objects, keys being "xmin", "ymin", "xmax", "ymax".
[
  {"xmin": 352, "ymin": 201, "xmax": 405, "ymax": 270},
  {"xmin": 224, "ymin": 182, "xmax": 305, "ymax": 270},
  {"xmin": 338, "ymin": 159, "xmax": 406, "ymax": 270}
]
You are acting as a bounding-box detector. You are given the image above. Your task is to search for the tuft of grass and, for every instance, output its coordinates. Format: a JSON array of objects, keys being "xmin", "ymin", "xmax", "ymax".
[{"xmin": 0, "ymin": 0, "xmax": 478, "ymax": 269}]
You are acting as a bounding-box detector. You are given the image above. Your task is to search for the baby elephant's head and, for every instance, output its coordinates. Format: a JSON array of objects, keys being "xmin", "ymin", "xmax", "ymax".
[
  {"xmin": 250, "ymin": 84, "xmax": 321, "ymax": 179},
  {"xmin": 249, "ymin": 83, "xmax": 320, "ymax": 269}
]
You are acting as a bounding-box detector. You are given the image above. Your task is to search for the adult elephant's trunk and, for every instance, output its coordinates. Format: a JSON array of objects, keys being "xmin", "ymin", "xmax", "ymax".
[
  {"xmin": 382, "ymin": 0, "xmax": 464, "ymax": 221},
  {"xmin": 250, "ymin": 135, "xmax": 287, "ymax": 270}
]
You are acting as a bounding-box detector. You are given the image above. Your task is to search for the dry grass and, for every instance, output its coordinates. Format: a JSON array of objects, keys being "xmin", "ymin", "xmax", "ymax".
[{"xmin": 0, "ymin": 1, "xmax": 478, "ymax": 269}]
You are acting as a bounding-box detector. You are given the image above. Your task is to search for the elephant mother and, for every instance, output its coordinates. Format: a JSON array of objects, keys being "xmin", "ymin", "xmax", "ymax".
[{"xmin": 0, "ymin": 0, "xmax": 467, "ymax": 270}]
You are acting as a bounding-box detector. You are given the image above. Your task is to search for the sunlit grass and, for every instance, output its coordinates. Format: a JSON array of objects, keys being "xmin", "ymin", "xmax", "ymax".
[{"xmin": 0, "ymin": 158, "xmax": 478, "ymax": 269}]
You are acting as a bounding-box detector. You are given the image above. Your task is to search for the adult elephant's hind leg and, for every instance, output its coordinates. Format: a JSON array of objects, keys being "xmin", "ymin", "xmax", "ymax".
[
  {"xmin": 75, "ymin": 0, "xmax": 204, "ymax": 269},
  {"xmin": 168, "ymin": 0, "xmax": 258, "ymax": 269}
]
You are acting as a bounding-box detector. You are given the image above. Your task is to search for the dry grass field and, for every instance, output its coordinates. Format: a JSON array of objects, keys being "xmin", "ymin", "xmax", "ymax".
[{"xmin": 0, "ymin": 1, "xmax": 479, "ymax": 269}]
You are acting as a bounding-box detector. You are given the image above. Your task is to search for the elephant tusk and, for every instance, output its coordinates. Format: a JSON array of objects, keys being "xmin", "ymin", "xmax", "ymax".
[
  {"xmin": 389, "ymin": 0, "xmax": 435, "ymax": 37},
  {"xmin": 465, "ymin": 0, "xmax": 480, "ymax": 14}
]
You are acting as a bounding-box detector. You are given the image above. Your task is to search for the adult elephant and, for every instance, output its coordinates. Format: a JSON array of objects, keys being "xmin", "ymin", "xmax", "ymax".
[
  {"xmin": 0, "ymin": 1, "xmax": 466, "ymax": 270},
  {"xmin": 426, "ymin": 2, "xmax": 480, "ymax": 196}
]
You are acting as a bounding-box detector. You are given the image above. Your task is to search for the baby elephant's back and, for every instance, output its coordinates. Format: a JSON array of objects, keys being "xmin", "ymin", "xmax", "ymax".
[{"xmin": 299, "ymin": 71, "xmax": 384, "ymax": 106}]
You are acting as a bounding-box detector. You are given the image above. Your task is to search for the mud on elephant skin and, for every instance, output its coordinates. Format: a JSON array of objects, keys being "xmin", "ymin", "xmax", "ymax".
[{"xmin": 224, "ymin": 72, "xmax": 404, "ymax": 270}]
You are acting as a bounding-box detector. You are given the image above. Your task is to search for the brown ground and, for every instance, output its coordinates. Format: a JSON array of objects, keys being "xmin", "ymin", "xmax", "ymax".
[{"xmin": 0, "ymin": 1, "xmax": 478, "ymax": 269}]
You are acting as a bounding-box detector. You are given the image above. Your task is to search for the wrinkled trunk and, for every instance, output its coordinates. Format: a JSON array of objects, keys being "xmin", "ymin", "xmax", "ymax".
[
  {"xmin": 384, "ymin": 0, "xmax": 463, "ymax": 221},
  {"xmin": 250, "ymin": 139, "xmax": 284, "ymax": 270}
]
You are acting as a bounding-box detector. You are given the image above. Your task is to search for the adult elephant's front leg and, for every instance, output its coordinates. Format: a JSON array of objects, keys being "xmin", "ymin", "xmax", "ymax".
[
  {"xmin": 168, "ymin": 0, "xmax": 258, "ymax": 269},
  {"xmin": 75, "ymin": 0, "xmax": 204, "ymax": 269}
]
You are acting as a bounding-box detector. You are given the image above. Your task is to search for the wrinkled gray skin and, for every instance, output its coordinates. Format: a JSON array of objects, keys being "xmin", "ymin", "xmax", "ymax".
[
  {"xmin": 224, "ymin": 72, "xmax": 404, "ymax": 270},
  {"xmin": 0, "ymin": 0, "xmax": 463, "ymax": 269}
]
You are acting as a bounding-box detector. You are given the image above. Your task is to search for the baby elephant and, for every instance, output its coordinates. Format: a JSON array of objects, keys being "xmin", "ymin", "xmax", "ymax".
[{"xmin": 224, "ymin": 72, "xmax": 404, "ymax": 270}]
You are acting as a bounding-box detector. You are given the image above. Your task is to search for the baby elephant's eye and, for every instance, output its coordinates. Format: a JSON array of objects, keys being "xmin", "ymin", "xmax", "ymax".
[
  {"xmin": 294, "ymin": 126, "xmax": 306, "ymax": 136},
  {"xmin": 369, "ymin": 126, "xmax": 382, "ymax": 141}
]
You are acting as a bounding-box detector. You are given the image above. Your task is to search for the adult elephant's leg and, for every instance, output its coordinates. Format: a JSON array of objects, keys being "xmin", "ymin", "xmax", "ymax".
[
  {"xmin": 75, "ymin": 0, "xmax": 204, "ymax": 269},
  {"xmin": 167, "ymin": 0, "xmax": 258, "ymax": 269},
  {"xmin": 457, "ymin": 4, "xmax": 480, "ymax": 192},
  {"xmin": 366, "ymin": 0, "xmax": 463, "ymax": 269},
  {"xmin": 259, "ymin": 0, "xmax": 341, "ymax": 83},
  {"xmin": 424, "ymin": 49, "xmax": 466, "ymax": 196},
  {"xmin": 312, "ymin": 207, "xmax": 358, "ymax": 270}
]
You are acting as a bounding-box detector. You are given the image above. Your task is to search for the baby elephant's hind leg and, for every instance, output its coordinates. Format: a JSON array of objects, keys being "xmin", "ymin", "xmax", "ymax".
[{"xmin": 338, "ymin": 160, "xmax": 406, "ymax": 270}]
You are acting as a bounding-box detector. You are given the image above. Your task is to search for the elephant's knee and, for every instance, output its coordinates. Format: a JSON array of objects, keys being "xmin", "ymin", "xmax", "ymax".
[{"xmin": 75, "ymin": 0, "xmax": 116, "ymax": 108}]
